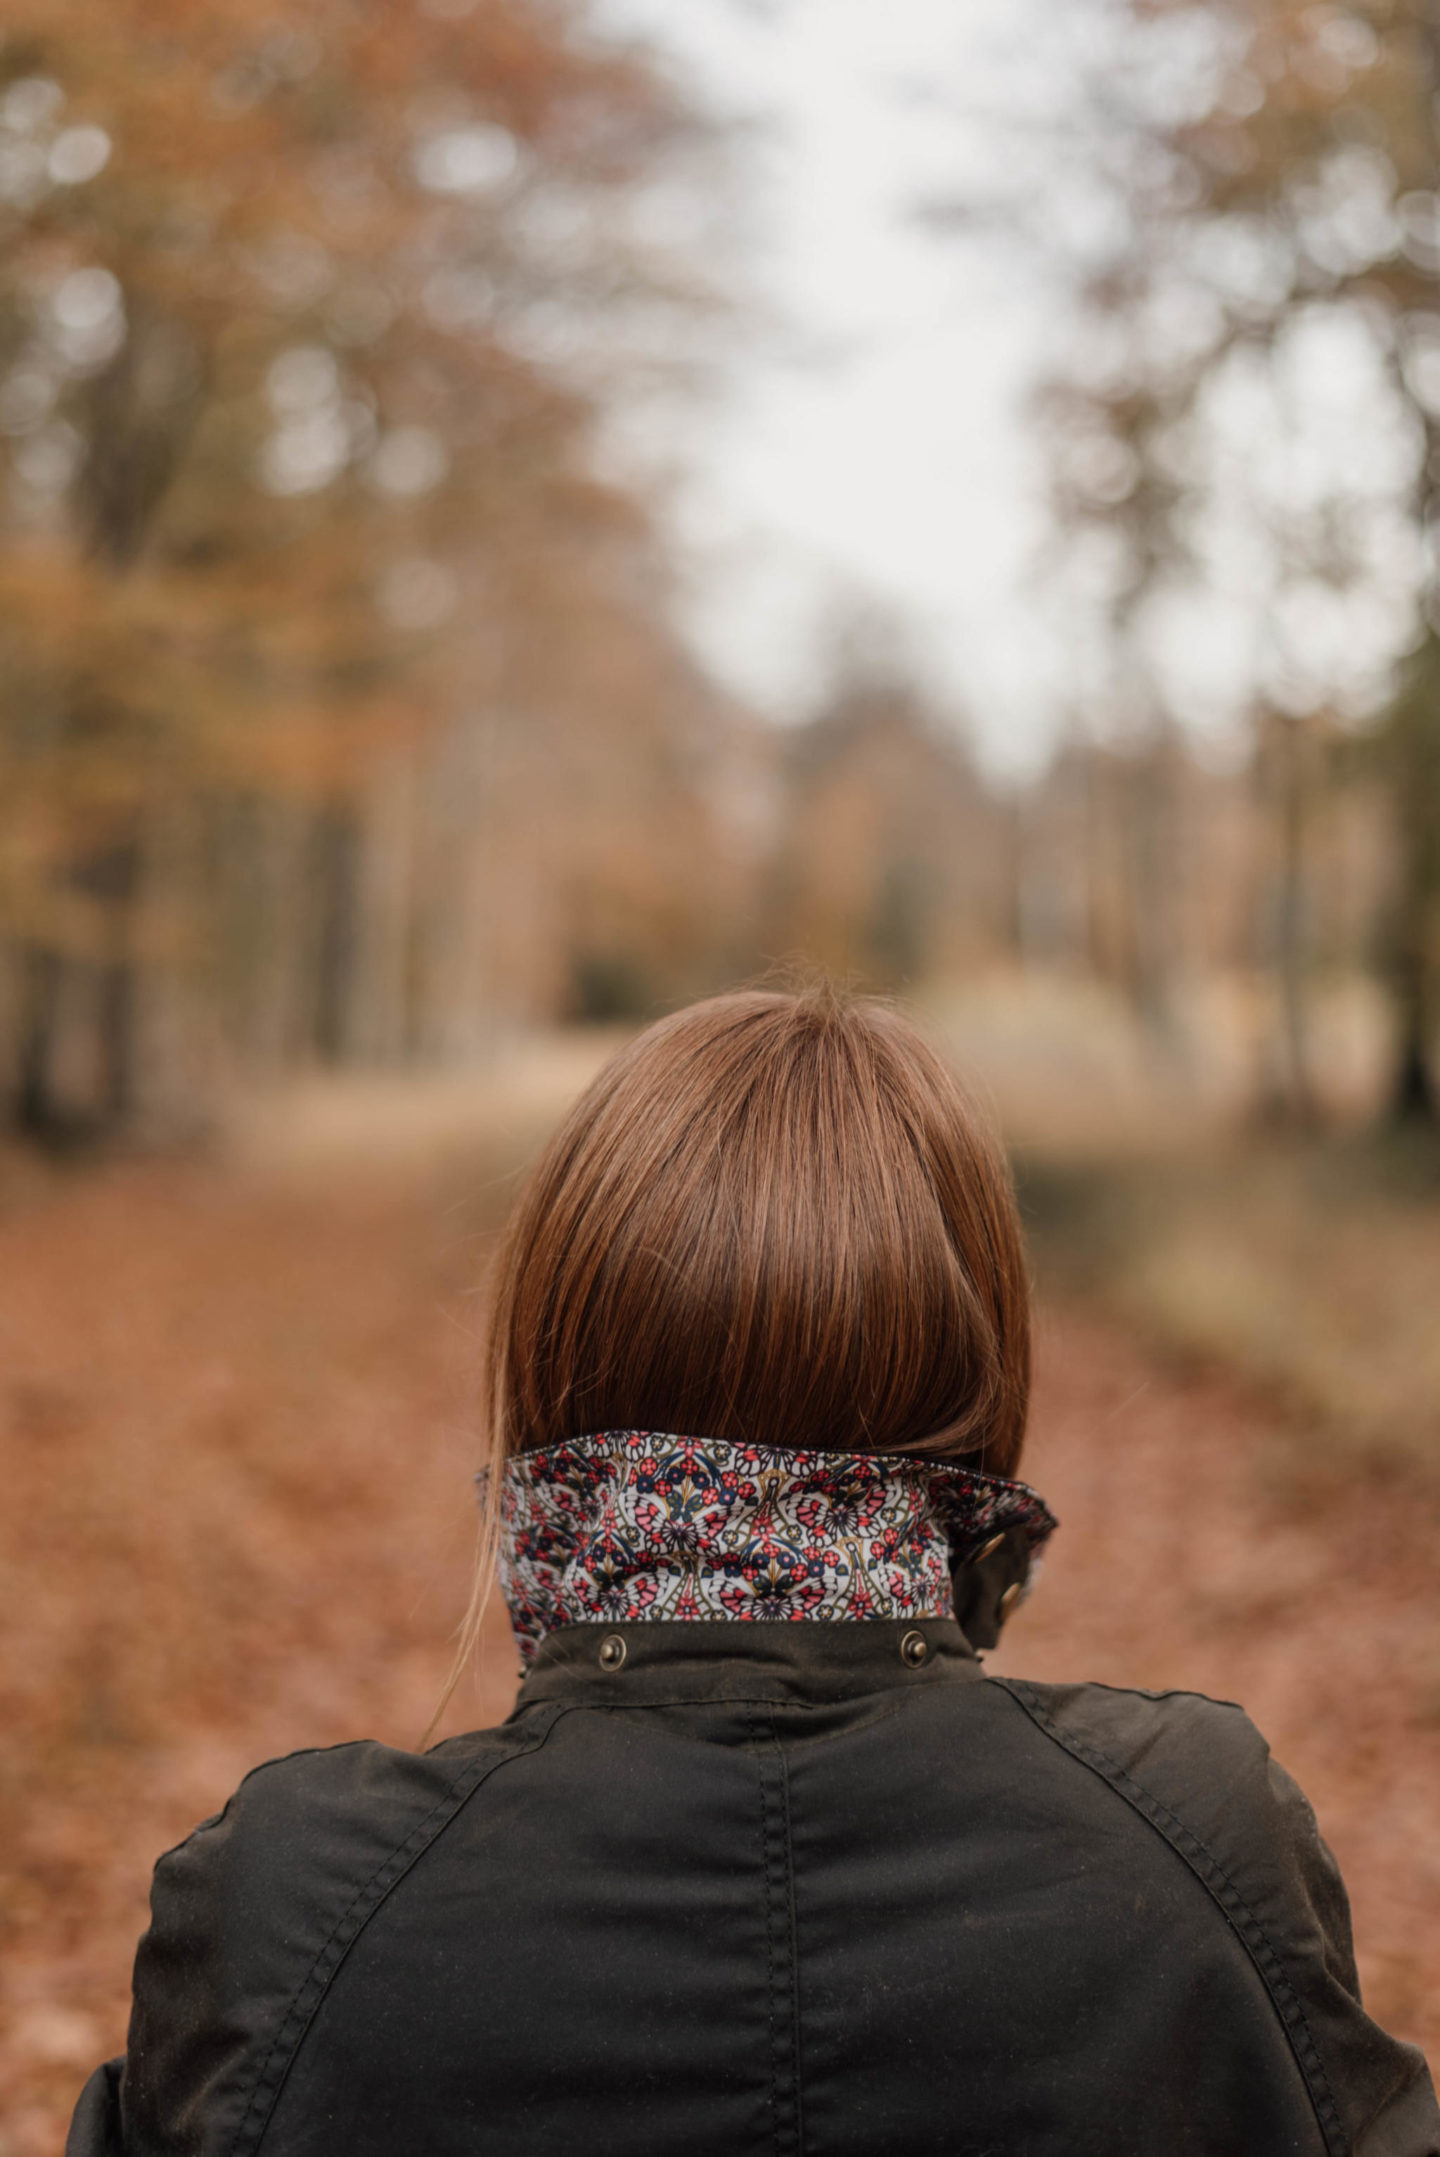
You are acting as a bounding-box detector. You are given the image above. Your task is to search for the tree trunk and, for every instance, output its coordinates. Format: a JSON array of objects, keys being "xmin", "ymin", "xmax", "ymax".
[
  {"xmin": 1390, "ymin": 928, "xmax": 1438, "ymax": 1122},
  {"xmin": 1120, "ymin": 727, "xmax": 1183, "ymax": 1051},
  {"xmin": 1386, "ymin": 18, "xmax": 1440, "ymax": 1124},
  {"xmin": 311, "ymin": 809, "xmax": 360, "ymax": 1065},
  {"xmin": 1260, "ymin": 708, "xmax": 1319, "ymax": 1127},
  {"xmin": 14, "ymin": 946, "xmax": 63, "ymax": 1139},
  {"xmin": 93, "ymin": 836, "xmax": 143, "ymax": 1126},
  {"xmin": 1380, "ymin": 640, "xmax": 1440, "ymax": 1128}
]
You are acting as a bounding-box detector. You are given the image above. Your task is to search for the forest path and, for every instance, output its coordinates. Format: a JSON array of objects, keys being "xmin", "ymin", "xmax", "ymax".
[{"xmin": 2, "ymin": 1154, "xmax": 1437, "ymax": 2152}]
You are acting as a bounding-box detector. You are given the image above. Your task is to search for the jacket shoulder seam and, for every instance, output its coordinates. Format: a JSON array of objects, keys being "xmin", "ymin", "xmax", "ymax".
[
  {"xmin": 152, "ymin": 1741, "xmax": 378, "ymax": 1869},
  {"xmin": 994, "ymin": 1677, "xmax": 1343, "ymax": 2157},
  {"xmin": 1013, "ymin": 1676, "xmax": 1247, "ymax": 1713},
  {"xmin": 224, "ymin": 1705, "xmax": 571, "ymax": 2157}
]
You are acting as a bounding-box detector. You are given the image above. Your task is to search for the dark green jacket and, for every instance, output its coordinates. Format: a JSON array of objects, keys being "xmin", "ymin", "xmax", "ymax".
[{"xmin": 69, "ymin": 1620, "xmax": 1439, "ymax": 2155}]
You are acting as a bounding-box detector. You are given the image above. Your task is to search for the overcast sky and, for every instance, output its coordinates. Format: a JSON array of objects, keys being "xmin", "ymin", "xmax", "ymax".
[
  {"xmin": 588, "ymin": 0, "xmax": 1423, "ymax": 778},
  {"xmin": 597, "ymin": 0, "xmax": 1069, "ymax": 773}
]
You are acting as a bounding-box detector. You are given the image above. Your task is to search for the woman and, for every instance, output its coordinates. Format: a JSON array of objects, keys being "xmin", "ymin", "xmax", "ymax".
[{"xmin": 70, "ymin": 988, "xmax": 1437, "ymax": 2156}]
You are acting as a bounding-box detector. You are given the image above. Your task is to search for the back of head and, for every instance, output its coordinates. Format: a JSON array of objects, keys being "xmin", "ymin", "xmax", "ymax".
[{"xmin": 487, "ymin": 986, "xmax": 1030, "ymax": 1475}]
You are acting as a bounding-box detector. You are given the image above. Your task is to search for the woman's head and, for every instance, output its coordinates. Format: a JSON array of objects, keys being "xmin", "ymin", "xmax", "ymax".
[{"xmin": 487, "ymin": 986, "xmax": 1030, "ymax": 1476}]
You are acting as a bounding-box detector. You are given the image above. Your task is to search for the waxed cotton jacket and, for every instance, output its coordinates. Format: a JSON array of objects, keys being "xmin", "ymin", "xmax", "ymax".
[{"xmin": 68, "ymin": 1617, "xmax": 1440, "ymax": 2157}]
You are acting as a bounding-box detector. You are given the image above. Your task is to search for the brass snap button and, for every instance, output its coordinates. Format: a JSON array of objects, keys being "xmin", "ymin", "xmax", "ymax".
[
  {"xmin": 974, "ymin": 1533, "xmax": 1005, "ymax": 1564},
  {"xmin": 900, "ymin": 1629, "xmax": 929, "ymax": 1668},
  {"xmin": 598, "ymin": 1633, "xmax": 627, "ymax": 1670},
  {"xmin": 998, "ymin": 1582, "xmax": 1023, "ymax": 1621}
]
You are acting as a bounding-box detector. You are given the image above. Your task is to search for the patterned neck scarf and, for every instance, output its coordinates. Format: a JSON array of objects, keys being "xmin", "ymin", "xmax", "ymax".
[{"xmin": 497, "ymin": 1429, "xmax": 1057, "ymax": 1664}]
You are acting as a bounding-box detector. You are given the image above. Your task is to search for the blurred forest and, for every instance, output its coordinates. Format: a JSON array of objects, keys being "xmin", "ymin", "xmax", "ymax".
[
  {"xmin": 0, "ymin": 0, "xmax": 1437, "ymax": 1141},
  {"xmin": 0, "ymin": 0, "xmax": 759, "ymax": 1132},
  {"xmin": 5, "ymin": 7, "xmax": 1440, "ymax": 2146},
  {"xmin": 999, "ymin": 0, "xmax": 1440, "ymax": 1130}
]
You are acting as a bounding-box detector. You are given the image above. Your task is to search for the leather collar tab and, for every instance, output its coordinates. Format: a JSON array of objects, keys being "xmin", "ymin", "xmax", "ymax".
[{"xmin": 513, "ymin": 1617, "xmax": 986, "ymax": 1709}]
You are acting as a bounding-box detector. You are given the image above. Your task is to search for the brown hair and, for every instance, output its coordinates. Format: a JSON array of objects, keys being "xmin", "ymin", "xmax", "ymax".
[
  {"xmin": 429, "ymin": 986, "xmax": 1030, "ymax": 1726},
  {"xmin": 488, "ymin": 986, "xmax": 1030, "ymax": 1473}
]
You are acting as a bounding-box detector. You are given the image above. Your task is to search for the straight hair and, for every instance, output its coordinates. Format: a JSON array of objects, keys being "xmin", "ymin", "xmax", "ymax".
[
  {"xmin": 431, "ymin": 986, "xmax": 1031, "ymax": 1729},
  {"xmin": 489, "ymin": 985, "xmax": 1030, "ymax": 1470}
]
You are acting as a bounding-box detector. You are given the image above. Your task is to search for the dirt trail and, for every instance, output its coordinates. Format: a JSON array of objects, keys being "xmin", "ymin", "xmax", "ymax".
[
  {"xmin": 998, "ymin": 1306, "xmax": 1440, "ymax": 2044},
  {"xmin": 2, "ymin": 1159, "xmax": 1437, "ymax": 2152}
]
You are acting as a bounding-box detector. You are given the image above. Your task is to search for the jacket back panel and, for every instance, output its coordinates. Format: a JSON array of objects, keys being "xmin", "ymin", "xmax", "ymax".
[
  {"xmin": 74, "ymin": 1624, "xmax": 1440, "ymax": 2157},
  {"xmin": 276, "ymin": 1682, "xmax": 1321, "ymax": 2157}
]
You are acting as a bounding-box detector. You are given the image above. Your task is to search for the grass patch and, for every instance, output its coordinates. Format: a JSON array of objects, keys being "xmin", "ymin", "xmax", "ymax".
[{"xmin": 1017, "ymin": 1130, "xmax": 1440, "ymax": 1477}]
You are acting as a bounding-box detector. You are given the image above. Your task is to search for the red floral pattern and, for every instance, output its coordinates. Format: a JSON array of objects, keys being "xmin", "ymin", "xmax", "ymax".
[{"xmin": 497, "ymin": 1430, "xmax": 1057, "ymax": 1663}]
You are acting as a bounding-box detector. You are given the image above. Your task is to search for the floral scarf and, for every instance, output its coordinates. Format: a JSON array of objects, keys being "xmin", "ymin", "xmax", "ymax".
[{"xmin": 497, "ymin": 1429, "xmax": 1057, "ymax": 1664}]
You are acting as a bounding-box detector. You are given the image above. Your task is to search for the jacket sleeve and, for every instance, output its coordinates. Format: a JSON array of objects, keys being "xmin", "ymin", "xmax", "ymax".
[
  {"xmin": 998, "ymin": 1678, "xmax": 1440, "ymax": 2157},
  {"xmin": 63, "ymin": 1723, "xmax": 551, "ymax": 2157},
  {"xmin": 61, "ymin": 1746, "xmax": 387, "ymax": 2157},
  {"xmin": 65, "ymin": 2059, "xmax": 125, "ymax": 2157},
  {"xmin": 1260, "ymin": 1750, "xmax": 1440, "ymax": 2157}
]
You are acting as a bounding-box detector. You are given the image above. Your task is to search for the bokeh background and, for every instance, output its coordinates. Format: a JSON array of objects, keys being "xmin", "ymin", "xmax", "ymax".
[{"xmin": 4, "ymin": 0, "xmax": 1440, "ymax": 2145}]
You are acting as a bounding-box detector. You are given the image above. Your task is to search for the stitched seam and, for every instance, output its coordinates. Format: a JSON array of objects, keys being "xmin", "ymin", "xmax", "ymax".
[
  {"xmin": 226, "ymin": 1705, "xmax": 569, "ymax": 2157},
  {"xmin": 751, "ymin": 1712, "xmax": 782, "ymax": 2157},
  {"xmin": 524, "ymin": 1687, "xmax": 920, "ymax": 1725},
  {"xmin": 754, "ymin": 1716, "xmax": 776, "ymax": 2157},
  {"xmin": 997, "ymin": 1680, "xmax": 1344, "ymax": 2157},
  {"xmin": 753, "ymin": 1713, "xmax": 804, "ymax": 2157},
  {"xmin": 532, "ymin": 1691, "xmax": 825, "ymax": 1712},
  {"xmin": 517, "ymin": 1687, "xmax": 899, "ymax": 1714},
  {"xmin": 772, "ymin": 1720, "xmax": 806, "ymax": 2157}
]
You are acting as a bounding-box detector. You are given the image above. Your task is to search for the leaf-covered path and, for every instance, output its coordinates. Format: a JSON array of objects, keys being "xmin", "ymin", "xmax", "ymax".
[{"xmin": 3, "ymin": 1157, "xmax": 1437, "ymax": 2152}]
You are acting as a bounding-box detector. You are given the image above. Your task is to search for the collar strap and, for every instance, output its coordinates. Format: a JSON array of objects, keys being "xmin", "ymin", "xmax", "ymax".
[
  {"xmin": 516, "ymin": 1617, "xmax": 986, "ymax": 1708},
  {"xmin": 496, "ymin": 1429, "xmax": 1057, "ymax": 1664}
]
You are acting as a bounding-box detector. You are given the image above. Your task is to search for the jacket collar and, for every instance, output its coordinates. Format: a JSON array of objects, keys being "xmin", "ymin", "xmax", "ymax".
[
  {"xmin": 498, "ymin": 1428, "xmax": 1056, "ymax": 1664},
  {"xmin": 513, "ymin": 1616, "xmax": 987, "ymax": 1709}
]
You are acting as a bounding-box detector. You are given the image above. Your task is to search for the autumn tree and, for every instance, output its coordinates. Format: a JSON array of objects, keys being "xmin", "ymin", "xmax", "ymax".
[
  {"xmin": 763, "ymin": 614, "xmax": 1009, "ymax": 991},
  {"xmin": 1020, "ymin": 0, "xmax": 1440, "ymax": 1116},
  {"xmin": 0, "ymin": 0, "xmax": 725, "ymax": 1133}
]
